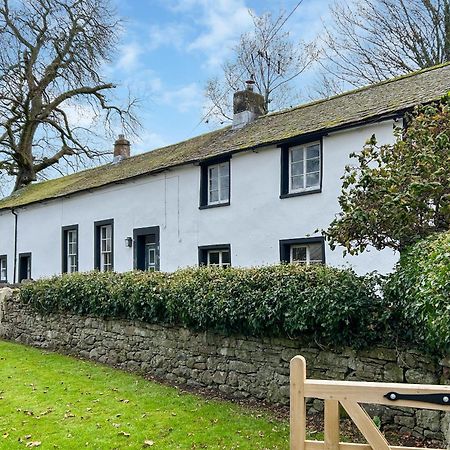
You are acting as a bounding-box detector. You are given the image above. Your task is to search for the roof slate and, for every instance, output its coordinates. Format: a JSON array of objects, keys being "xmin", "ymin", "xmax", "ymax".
[{"xmin": 1, "ymin": 63, "xmax": 450, "ymax": 211}]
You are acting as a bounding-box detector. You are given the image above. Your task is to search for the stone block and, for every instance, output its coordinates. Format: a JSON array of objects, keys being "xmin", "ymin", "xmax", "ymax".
[
  {"xmin": 384, "ymin": 363, "xmax": 404, "ymax": 382},
  {"xmin": 416, "ymin": 409, "xmax": 441, "ymax": 432},
  {"xmin": 405, "ymin": 368, "xmax": 438, "ymax": 384}
]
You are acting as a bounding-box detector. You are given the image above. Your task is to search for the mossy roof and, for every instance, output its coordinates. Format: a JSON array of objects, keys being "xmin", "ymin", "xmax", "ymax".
[{"xmin": 1, "ymin": 63, "xmax": 450, "ymax": 211}]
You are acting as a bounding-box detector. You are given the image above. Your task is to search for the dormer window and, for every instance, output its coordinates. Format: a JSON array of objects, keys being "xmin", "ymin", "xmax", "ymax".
[
  {"xmin": 280, "ymin": 140, "xmax": 322, "ymax": 198},
  {"xmin": 200, "ymin": 157, "xmax": 231, "ymax": 208}
]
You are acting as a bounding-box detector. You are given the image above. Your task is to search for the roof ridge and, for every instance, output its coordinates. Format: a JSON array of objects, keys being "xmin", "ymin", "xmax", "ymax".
[{"xmin": 263, "ymin": 62, "xmax": 450, "ymax": 120}]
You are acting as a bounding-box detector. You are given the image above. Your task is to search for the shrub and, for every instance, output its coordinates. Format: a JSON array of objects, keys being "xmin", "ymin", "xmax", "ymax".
[
  {"xmin": 384, "ymin": 231, "xmax": 450, "ymax": 354},
  {"xmin": 20, "ymin": 264, "xmax": 391, "ymax": 348}
]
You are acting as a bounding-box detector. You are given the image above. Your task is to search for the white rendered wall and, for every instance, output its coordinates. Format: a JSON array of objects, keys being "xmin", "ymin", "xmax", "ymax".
[{"xmin": 0, "ymin": 120, "xmax": 399, "ymax": 282}]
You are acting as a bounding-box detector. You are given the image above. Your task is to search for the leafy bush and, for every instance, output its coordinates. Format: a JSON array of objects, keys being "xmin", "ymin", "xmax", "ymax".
[
  {"xmin": 384, "ymin": 231, "xmax": 450, "ymax": 354},
  {"xmin": 19, "ymin": 264, "xmax": 390, "ymax": 349}
]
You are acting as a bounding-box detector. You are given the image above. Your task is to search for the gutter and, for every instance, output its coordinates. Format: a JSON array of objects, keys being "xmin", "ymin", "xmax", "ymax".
[{"xmin": 11, "ymin": 208, "xmax": 18, "ymax": 284}]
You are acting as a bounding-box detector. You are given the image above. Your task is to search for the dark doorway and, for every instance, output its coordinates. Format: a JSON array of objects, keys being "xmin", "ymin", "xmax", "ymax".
[
  {"xmin": 133, "ymin": 227, "xmax": 160, "ymax": 271},
  {"xmin": 18, "ymin": 253, "xmax": 32, "ymax": 282}
]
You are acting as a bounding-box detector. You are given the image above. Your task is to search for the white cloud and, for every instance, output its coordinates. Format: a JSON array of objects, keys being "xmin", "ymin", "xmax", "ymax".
[
  {"xmin": 159, "ymin": 82, "xmax": 203, "ymax": 113},
  {"xmin": 147, "ymin": 23, "xmax": 190, "ymax": 51},
  {"xmin": 63, "ymin": 102, "xmax": 98, "ymax": 129},
  {"xmin": 169, "ymin": 0, "xmax": 254, "ymax": 69},
  {"xmin": 116, "ymin": 42, "xmax": 144, "ymax": 72}
]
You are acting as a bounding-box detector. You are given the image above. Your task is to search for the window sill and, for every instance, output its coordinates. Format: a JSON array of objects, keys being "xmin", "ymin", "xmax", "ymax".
[
  {"xmin": 199, "ymin": 201, "xmax": 230, "ymax": 210},
  {"xmin": 280, "ymin": 188, "xmax": 321, "ymax": 199}
]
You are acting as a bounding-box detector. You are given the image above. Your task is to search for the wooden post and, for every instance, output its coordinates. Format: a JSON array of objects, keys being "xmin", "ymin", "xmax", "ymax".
[
  {"xmin": 324, "ymin": 400, "xmax": 340, "ymax": 450},
  {"xmin": 290, "ymin": 355, "xmax": 307, "ymax": 450}
]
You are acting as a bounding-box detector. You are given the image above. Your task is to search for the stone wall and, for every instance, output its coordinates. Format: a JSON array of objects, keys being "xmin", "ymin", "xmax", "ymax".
[{"xmin": 0, "ymin": 292, "xmax": 448, "ymax": 442}]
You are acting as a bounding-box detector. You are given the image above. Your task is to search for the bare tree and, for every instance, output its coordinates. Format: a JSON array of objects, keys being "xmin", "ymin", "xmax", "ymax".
[
  {"xmin": 0, "ymin": 0, "xmax": 138, "ymax": 193},
  {"xmin": 318, "ymin": 0, "xmax": 450, "ymax": 94},
  {"xmin": 204, "ymin": 10, "xmax": 319, "ymax": 123}
]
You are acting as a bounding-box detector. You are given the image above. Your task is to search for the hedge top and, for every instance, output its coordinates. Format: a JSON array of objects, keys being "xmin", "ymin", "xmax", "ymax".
[{"xmin": 1, "ymin": 63, "xmax": 450, "ymax": 211}]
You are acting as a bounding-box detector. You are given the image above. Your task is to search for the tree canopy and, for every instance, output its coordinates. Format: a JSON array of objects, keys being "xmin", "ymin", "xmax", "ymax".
[
  {"xmin": 325, "ymin": 95, "xmax": 450, "ymax": 255},
  {"xmin": 0, "ymin": 0, "xmax": 137, "ymax": 193},
  {"xmin": 318, "ymin": 0, "xmax": 450, "ymax": 95}
]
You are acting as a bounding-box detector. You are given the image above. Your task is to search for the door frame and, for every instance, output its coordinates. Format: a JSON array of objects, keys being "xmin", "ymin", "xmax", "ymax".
[
  {"xmin": 133, "ymin": 226, "xmax": 160, "ymax": 271},
  {"xmin": 18, "ymin": 252, "xmax": 32, "ymax": 282}
]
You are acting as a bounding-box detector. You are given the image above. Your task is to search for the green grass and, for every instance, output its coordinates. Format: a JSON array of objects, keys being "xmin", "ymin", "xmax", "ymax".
[{"xmin": 0, "ymin": 340, "xmax": 289, "ymax": 449}]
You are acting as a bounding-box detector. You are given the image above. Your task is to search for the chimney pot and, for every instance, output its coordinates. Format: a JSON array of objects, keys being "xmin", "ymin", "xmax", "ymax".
[
  {"xmin": 245, "ymin": 79, "xmax": 255, "ymax": 92},
  {"xmin": 113, "ymin": 135, "xmax": 130, "ymax": 162}
]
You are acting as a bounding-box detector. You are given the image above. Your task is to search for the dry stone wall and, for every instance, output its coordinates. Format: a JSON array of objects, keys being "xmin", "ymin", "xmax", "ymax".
[{"xmin": 0, "ymin": 293, "xmax": 449, "ymax": 442}]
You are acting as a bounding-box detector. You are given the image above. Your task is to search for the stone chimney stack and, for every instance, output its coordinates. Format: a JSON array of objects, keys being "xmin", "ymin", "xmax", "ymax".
[
  {"xmin": 232, "ymin": 80, "xmax": 266, "ymax": 129},
  {"xmin": 113, "ymin": 134, "xmax": 130, "ymax": 162}
]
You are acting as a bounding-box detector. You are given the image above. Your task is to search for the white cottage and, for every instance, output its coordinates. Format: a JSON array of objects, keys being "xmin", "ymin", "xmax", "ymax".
[{"xmin": 1, "ymin": 64, "xmax": 450, "ymax": 283}]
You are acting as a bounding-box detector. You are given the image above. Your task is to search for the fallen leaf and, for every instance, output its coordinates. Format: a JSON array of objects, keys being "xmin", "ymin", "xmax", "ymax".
[{"xmin": 25, "ymin": 442, "xmax": 41, "ymax": 448}]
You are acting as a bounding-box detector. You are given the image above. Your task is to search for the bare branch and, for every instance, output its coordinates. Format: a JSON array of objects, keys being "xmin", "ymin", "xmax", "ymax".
[
  {"xmin": 0, "ymin": 0, "xmax": 139, "ymax": 193},
  {"xmin": 319, "ymin": 0, "xmax": 450, "ymax": 91},
  {"xmin": 203, "ymin": 9, "xmax": 320, "ymax": 124}
]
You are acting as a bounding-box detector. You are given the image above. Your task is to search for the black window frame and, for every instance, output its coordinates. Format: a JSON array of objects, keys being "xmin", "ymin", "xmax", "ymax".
[
  {"xmin": 94, "ymin": 219, "xmax": 114, "ymax": 272},
  {"xmin": 18, "ymin": 252, "xmax": 32, "ymax": 282},
  {"xmin": 62, "ymin": 224, "xmax": 79, "ymax": 274},
  {"xmin": 199, "ymin": 155, "xmax": 231, "ymax": 209},
  {"xmin": 280, "ymin": 136, "xmax": 323, "ymax": 198},
  {"xmin": 279, "ymin": 237, "xmax": 326, "ymax": 265},
  {"xmin": 133, "ymin": 226, "xmax": 160, "ymax": 271},
  {"xmin": 198, "ymin": 244, "xmax": 232, "ymax": 267},
  {"xmin": 0, "ymin": 254, "xmax": 7, "ymax": 283}
]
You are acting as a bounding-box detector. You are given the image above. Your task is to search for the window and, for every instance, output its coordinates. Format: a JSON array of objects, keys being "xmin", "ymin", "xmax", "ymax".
[
  {"xmin": 200, "ymin": 158, "xmax": 231, "ymax": 208},
  {"xmin": 280, "ymin": 238, "xmax": 325, "ymax": 265},
  {"xmin": 0, "ymin": 255, "xmax": 7, "ymax": 283},
  {"xmin": 208, "ymin": 162, "xmax": 230, "ymax": 204},
  {"xmin": 133, "ymin": 226, "xmax": 160, "ymax": 272},
  {"xmin": 280, "ymin": 140, "xmax": 322, "ymax": 197},
  {"xmin": 199, "ymin": 245, "xmax": 231, "ymax": 268},
  {"xmin": 62, "ymin": 225, "xmax": 78, "ymax": 273},
  {"xmin": 94, "ymin": 219, "xmax": 114, "ymax": 272}
]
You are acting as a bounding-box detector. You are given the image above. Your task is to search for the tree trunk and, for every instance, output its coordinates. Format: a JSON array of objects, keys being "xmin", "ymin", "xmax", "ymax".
[{"xmin": 13, "ymin": 165, "xmax": 36, "ymax": 191}]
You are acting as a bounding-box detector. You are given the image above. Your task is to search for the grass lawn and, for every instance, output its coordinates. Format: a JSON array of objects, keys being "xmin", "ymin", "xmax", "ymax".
[{"xmin": 0, "ymin": 340, "xmax": 290, "ymax": 449}]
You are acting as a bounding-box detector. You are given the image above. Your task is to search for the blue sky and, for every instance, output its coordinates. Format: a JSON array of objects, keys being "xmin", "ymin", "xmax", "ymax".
[{"xmin": 106, "ymin": 0, "xmax": 333, "ymax": 154}]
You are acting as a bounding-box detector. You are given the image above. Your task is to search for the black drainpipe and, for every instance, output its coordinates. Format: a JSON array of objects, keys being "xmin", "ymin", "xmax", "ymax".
[{"xmin": 11, "ymin": 208, "xmax": 18, "ymax": 284}]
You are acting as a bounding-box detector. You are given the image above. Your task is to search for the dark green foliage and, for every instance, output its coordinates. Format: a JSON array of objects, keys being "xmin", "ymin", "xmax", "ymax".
[
  {"xmin": 325, "ymin": 95, "xmax": 450, "ymax": 255},
  {"xmin": 384, "ymin": 231, "xmax": 450, "ymax": 354},
  {"xmin": 20, "ymin": 264, "xmax": 389, "ymax": 349}
]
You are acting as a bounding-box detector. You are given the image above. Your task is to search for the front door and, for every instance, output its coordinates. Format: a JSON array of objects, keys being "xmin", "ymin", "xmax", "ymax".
[
  {"xmin": 133, "ymin": 227, "xmax": 160, "ymax": 271},
  {"xmin": 18, "ymin": 253, "xmax": 31, "ymax": 282}
]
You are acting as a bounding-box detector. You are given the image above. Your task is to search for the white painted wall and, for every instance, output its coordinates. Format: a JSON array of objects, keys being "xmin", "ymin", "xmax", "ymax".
[{"xmin": 0, "ymin": 120, "xmax": 399, "ymax": 282}]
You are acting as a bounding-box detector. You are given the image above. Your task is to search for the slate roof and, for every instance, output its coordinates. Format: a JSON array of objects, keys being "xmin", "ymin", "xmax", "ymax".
[{"xmin": 1, "ymin": 63, "xmax": 450, "ymax": 211}]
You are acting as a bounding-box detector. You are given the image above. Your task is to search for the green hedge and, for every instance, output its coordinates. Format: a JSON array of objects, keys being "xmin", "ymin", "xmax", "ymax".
[
  {"xmin": 19, "ymin": 264, "xmax": 391, "ymax": 349},
  {"xmin": 384, "ymin": 231, "xmax": 450, "ymax": 354}
]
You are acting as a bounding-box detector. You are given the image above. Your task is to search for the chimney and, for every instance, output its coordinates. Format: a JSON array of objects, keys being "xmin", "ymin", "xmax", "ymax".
[
  {"xmin": 232, "ymin": 80, "xmax": 266, "ymax": 129},
  {"xmin": 113, "ymin": 134, "xmax": 130, "ymax": 162}
]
